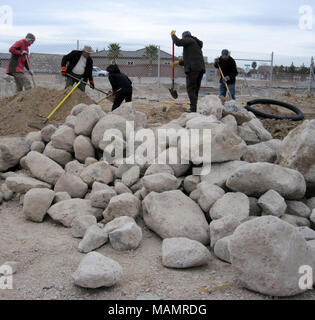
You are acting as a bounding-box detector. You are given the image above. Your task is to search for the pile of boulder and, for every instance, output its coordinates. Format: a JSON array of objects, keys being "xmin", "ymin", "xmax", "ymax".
[{"xmin": 0, "ymin": 95, "xmax": 315, "ymax": 297}]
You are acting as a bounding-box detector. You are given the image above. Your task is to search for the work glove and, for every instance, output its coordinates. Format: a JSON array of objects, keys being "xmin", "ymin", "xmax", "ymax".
[
  {"xmin": 171, "ymin": 30, "xmax": 176, "ymax": 36},
  {"xmin": 223, "ymin": 76, "xmax": 230, "ymax": 82},
  {"xmin": 90, "ymin": 80, "xmax": 95, "ymax": 89},
  {"xmin": 61, "ymin": 66, "xmax": 67, "ymax": 76},
  {"xmin": 214, "ymin": 58, "xmax": 220, "ymax": 64},
  {"xmin": 172, "ymin": 61, "xmax": 180, "ymax": 68},
  {"xmin": 28, "ymin": 70, "xmax": 34, "ymax": 76},
  {"xmin": 21, "ymin": 50, "xmax": 28, "ymax": 56}
]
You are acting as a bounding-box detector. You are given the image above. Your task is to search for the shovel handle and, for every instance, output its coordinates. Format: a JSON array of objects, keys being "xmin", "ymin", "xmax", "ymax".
[{"xmin": 172, "ymin": 41, "xmax": 175, "ymax": 80}]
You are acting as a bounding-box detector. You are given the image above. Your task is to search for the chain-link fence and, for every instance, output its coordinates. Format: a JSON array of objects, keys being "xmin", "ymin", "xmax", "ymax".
[{"xmin": 0, "ymin": 38, "xmax": 313, "ymax": 101}]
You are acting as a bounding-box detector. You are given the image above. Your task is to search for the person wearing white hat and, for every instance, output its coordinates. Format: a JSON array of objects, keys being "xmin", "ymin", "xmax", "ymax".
[
  {"xmin": 61, "ymin": 48, "xmax": 95, "ymax": 92},
  {"xmin": 6, "ymin": 33, "xmax": 36, "ymax": 92}
]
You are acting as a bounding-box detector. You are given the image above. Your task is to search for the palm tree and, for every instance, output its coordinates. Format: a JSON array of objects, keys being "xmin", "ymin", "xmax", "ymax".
[
  {"xmin": 252, "ymin": 61, "xmax": 257, "ymax": 72},
  {"xmin": 144, "ymin": 45, "xmax": 158, "ymax": 76},
  {"xmin": 107, "ymin": 43, "xmax": 121, "ymax": 64}
]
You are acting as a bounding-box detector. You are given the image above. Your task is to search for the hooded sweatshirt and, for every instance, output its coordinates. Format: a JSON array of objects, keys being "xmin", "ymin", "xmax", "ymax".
[
  {"xmin": 171, "ymin": 34, "xmax": 205, "ymax": 74},
  {"xmin": 106, "ymin": 64, "xmax": 132, "ymax": 92},
  {"xmin": 6, "ymin": 39, "xmax": 30, "ymax": 75}
]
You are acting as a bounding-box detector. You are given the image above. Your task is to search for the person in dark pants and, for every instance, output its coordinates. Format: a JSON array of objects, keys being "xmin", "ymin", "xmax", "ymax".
[
  {"xmin": 214, "ymin": 49, "xmax": 238, "ymax": 100},
  {"xmin": 171, "ymin": 30, "xmax": 205, "ymax": 113},
  {"xmin": 106, "ymin": 64, "xmax": 132, "ymax": 111},
  {"xmin": 61, "ymin": 48, "xmax": 94, "ymax": 92}
]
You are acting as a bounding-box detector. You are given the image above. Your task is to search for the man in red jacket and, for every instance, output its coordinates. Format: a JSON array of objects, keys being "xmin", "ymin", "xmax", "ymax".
[{"xmin": 6, "ymin": 33, "xmax": 36, "ymax": 93}]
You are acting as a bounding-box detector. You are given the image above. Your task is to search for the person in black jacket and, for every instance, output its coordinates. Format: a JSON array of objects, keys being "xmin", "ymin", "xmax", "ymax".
[
  {"xmin": 61, "ymin": 49, "xmax": 94, "ymax": 92},
  {"xmin": 214, "ymin": 49, "xmax": 238, "ymax": 100},
  {"xmin": 106, "ymin": 64, "xmax": 132, "ymax": 111},
  {"xmin": 171, "ymin": 30, "xmax": 205, "ymax": 113}
]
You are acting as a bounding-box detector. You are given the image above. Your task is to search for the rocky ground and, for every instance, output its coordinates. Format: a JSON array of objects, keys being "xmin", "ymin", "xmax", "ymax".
[{"xmin": 0, "ymin": 88, "xmax": 315, "ymax": 301}]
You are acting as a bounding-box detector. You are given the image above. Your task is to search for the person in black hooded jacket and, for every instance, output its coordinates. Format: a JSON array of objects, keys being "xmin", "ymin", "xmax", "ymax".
[
  {"xmin": 171, "ymin": 30, "xmax": 205, "ymax": 113},
  {"xmin": 106, "ymin": 64, "xmax": 133, "ymax": 111}
]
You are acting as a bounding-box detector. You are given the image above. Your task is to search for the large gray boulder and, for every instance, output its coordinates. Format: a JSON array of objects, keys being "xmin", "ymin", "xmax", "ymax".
[
  {"xmin": 109, "ymin": 222, "xmax": 143, "ymax": 251},
  {"xmin": 242, "ymin": 140, "xmax": 281, "ymax": 163},
  {"xmin": 257, "ymin": 190, "xmax": 287, "ymax": 217},
  {"xmin": 277, "ymin": 120, "xmax": 315, "ymax": 188},
  {"xmin": 23, "ymin": 188, "xmax": 55, "ymax": 222},
  {"xmin": 226, "ymin": 163, "xmax": 306, "ymax": 199},
  {"xmin": 65, "ymin": 160, "xmax": 84, "ymax": 177},
  {"xmin": 44, "ymin": 142, "xmax": 73, "ymax": 167},
  {"xmin": 6, "ymin": 176, "xmax": 51, "ymax": 194},
  {"xmin": 54, "ymin": 173, "xmax": 88, "ymax": 199},
  {"xmin": 71, "ymin": 215, "xmax": 97, "ymax": 238},
  {"xmin": 223, "ymin": 101, "xmax": 253, "ymax": 125},
  {"xmin": 196, "ymin": 182, "xmax": 225, "ymax": 213},
  {"xmin": 162, "ymin": 238, "xmax": 211, "ymax": 269},
  {"xmin": 197, "ymin": 95, "xmax": 223, "ymax": 119},
  {"xmin": 51, "ymin": 125, "xmax": 76, "ymax": 152},
  {"xmin": 214, "ymin": 235, "xmax": 232, "ymax": 264},
  {"xmin": 41, "ymin": 125, "xmax": 57, "ymax": 143},
  {"xmin": 142, "ymin": 173, "xmax": 178, "ymax": 193},
  {"xmin": 230, "ymin": 216, "xmax": 314, "ymax": 297},
  {"xmin": 210, "ymin": 215, "xmax": 244, "ymax": 248},
  {"xmin": 74, "ymin": 106, "xmax": 101, "ymax": 137},
  {"xmin": 210, "ymin": 192, "xmax": 249, "ymax": 221},
  {"xmin": 25, "ymin": 152, "xmax": 65, "ymax": 185},
  {"xmin": 90, "ymin": 187, "xmax": 117, "ymax": 209},
  {"xmin": 72, "ymin": 252, "xmax": 123, "ymax": 289},
  {"xmin": 80, "ymin": 162, "xmax": 114, "ymax": 186},
  {"xmin": 73, "ymin": 136, "xmax": 95, "ymax": 163},
  {"xmin": 121, "ymin": 166, "xmax": 140, "ymax": 188},
  {"xmin": 78, "ymin": 225, "xmax": 108, "ymax": 253},
  {"xmin": 201, "ymin": 161, "xmax": 248, "ymax": 188},
  {"xmin": 142, "ymin": 190, "xmax": 210, "ymax": 245},
  {"xmin": 282, "ymin": 214, "xmax": 311, "ymax": 227},
  {"xmin": 286, "ymin": 201, "xmax": 312, "ymax": 219},
  {"xmin": 103, "ymin": 193, "xmax": 141, "ymax": 223},
  {"xmin": 0, "ymin": 137, "xmax": 29, "ymax": 172},
  {"xmin": 91, "ymin": 114, "xmax": 128, "ymax": 149},
  {"xmin": 47, "ymin": 199, "xmax": 103, "ymax": 227}
]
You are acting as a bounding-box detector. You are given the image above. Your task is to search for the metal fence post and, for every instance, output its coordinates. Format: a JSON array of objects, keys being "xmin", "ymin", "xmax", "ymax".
[
  {"xmin": 309, "ymin": 56, "xmax": 314, "ymax": 94},
  {"xmin": 269, "ymin": 52, "xmax": 274, "ymax": 97},
  {"xmin": 77, "ymin": 40, "xmax": 80, "ymax": 50},
  {"xmin": 157, "ymin": 45, "xmax": 161, "ymax": 101}
]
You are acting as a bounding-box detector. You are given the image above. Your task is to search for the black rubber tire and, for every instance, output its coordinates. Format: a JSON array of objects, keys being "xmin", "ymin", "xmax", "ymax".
[{"xmin": 245, "ymin": 99, "xmax": 304, "ymax": 121}]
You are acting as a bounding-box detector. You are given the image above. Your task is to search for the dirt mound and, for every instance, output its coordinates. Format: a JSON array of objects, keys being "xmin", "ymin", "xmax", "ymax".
[{"xmin": 0, "ymin": 87, "xmax": 95, "ymax": 137}]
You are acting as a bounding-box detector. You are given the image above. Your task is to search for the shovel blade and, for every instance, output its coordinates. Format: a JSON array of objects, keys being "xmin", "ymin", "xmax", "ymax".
[{"xmin": 169, "ymin": 88, "xmax": 178, "ymax": 100}]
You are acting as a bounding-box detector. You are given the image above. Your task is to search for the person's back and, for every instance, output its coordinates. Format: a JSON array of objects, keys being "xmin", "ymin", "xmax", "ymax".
[
  {"xmin": 106, "ymin": 64, "xmax": 132, "ymax": 91},
  {"xmin": 173, "ymin": 32, "xmax": 205, "ymax": 74},
  {"xmin": 106, "ymin": 64, "xmax": 132, "ymax": 111}
]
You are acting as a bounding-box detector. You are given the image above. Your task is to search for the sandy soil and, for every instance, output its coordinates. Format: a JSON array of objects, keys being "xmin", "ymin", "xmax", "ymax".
[{"xmin": 1, "ymin": 194, "xmax": 315, "ymax": 301}]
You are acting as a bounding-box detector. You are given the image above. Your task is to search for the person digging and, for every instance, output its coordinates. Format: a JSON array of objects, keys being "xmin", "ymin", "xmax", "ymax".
[
  {"xmin": 214, "ymin": 49, "xmax": 238, "ymax": 101},
  {"xmin": 171, "ymin": 30, "xmax": 205, "ymax": 113},
  {"xmin": 106, "ymin": 64, "xmax": 133, "ymax": 111},
  {"xmin": 6, "ymin": 33, "xmax": 36, "ymax": 93},
  {"xmin": 61, "ymin": 48, "xmax": 95, "ymax": 92}
]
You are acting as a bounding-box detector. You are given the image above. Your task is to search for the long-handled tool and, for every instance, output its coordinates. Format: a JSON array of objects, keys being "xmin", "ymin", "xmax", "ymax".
[
  {"xmin": 25, "ymin": 54, "xmax": 36, "ymax": 87},
  {"xmin": 96, "ymin": 88, "xmax": 122, "ymax": 104},
  {"xmin": 218, "ymin": 64, "xmax": 232, "ymax": 100},
  {"xmin": 66, "ymin": 73, "xmax": 109, "ymax": 96},
  {"xmin": 168, "ymin": 41, "xmax": 178, "ymax": 99},
  {"xmin": 43, "ymin": 78, "xmax": 83, "ymax": 124}
]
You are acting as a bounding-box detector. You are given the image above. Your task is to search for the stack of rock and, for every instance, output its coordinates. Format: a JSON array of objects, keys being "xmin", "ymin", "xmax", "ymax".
[{"xmin": 1, "ymin": 96, "xmax": 315, "ymax": 296}]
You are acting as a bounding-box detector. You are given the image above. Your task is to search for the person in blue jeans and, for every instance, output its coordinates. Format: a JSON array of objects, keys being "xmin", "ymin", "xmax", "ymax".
[{"xmin": 214, "ymin": 49, "xmax": 238, "ymax": 100}]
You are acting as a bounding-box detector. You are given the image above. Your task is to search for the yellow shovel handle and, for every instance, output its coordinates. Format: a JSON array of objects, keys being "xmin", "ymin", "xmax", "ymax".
[
  {"xmin": 43, "ymin": 79, "xmax": 82, "ymax": 124},
  {"xmin": 218, "ymin": 66, "xmax": 232, "ymax": 98}
]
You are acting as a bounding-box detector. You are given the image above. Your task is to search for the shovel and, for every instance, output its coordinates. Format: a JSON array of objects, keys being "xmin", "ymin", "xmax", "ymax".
[
  {"xmin": 218, "ymin": 64, "xmax": 232, "ymax": 100},
  {"xmin": 169, "ymin": 41, "xmax": 178, "ymax": 99},
  {"xmin": 25, "ymin": 54, "xmax": 36, "ymax": 87}
]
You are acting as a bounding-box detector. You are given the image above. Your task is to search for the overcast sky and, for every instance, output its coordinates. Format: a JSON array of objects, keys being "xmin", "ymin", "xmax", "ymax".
[{"xmin": 0, "ymin": 0, "xmax": 314, "ymax": 66}]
